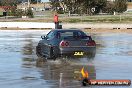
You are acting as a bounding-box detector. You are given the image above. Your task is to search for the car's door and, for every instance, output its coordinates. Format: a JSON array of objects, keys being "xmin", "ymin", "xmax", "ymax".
[{"xmin": 41, "ymin": 31, "xmax": 55, "ymax": 56}]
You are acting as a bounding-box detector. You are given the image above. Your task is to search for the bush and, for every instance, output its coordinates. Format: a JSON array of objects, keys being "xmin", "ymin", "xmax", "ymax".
[
  {"xmin": 15, "ymin": 9, "xmax": 25, "ymax": 17},
  {"xmin": 7, "ymin": 8, "xmax": 17, "ymax": 16},
  {"xmin": 102, "ymin": 1, "xmax": 115, "ymax": 14},
  {"xmin": 11, "ymin": 8, "xmax": 34, "ymax": 18},
  {"xmin": 26, "ymin": 8, "xmax": 34, "ymax": 18},
  {"xmin": 114, "ymin": 0, "xmax": 127, "ymax": 13},
  {"xmin": 68, "ymin": 18, "xmax": 81, "ymax": 23}
]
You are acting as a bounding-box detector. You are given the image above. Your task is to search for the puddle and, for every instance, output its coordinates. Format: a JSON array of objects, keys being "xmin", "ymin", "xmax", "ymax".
[
  {"xmin": 22, "ymin": 76, "xmax": 38, "ymax": 80},
  {"xmin": 0, "ymin": 30, "xmax": 131, "ymax": 88}
]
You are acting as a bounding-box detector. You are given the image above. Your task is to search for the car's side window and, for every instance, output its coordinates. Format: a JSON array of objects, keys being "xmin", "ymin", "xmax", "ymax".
[
  {"xmin": 78, "ymin": 32, "xmax": 83, "ymax": 36},
  {"xmin": 73, "ymin": 31, "xmax": 83, "ymax": 37},
  {"xmin": 74, "ymin": 31, "xmax": 89, "ymax": 39},
  {"xmin": 46, "ymin": 31, "xmax": 55, "ymax": 40}
]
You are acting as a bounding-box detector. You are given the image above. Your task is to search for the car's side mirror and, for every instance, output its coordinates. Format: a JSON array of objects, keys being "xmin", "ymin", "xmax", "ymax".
[{"xmin": 41, "ymin": 36, "xmax": 46, "ymax": 39}]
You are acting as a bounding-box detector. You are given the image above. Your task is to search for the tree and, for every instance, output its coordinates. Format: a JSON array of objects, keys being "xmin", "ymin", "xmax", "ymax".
[
  {"xmin": 30, "ymin": 0, "xmax": 41, "ymax": 4},
  {"xmin": 94, "ymin": 0, "xmax": 107, "ymax": 13},
  {"xmin": 114, "ymin": 0, "xmax": 127, "ymax": 13},
  {"xmin": 62, "ymin": 0, "xmax": 95, "ymax": 15},
  {"xmin": 50, "ymin": 0, "xmax": 107, "ymax": 15},
  {"xmin": 26, "ymin": 8, "xmax": 34, "ymax": 18},
  {"xmin": 0, "ymin": 1, "xmax": 1, "ymax": 6},
  {"xmin": 0, "ymin": 0, "xmax": 18, "ymax": 6},
  {"xmin": 64, "ymin": 0, "xmax": 81, "ymax": 14},
  {"xmin": 102, "ymin": 1, "xmax": 115, "ymax": 14},
  {"xmin": 50, "ymin": 0, "xmax": 61, "ymax": 11},
  {"xmin": 82, "ymin": 0, "xmax": 97, "ymax": 15}
]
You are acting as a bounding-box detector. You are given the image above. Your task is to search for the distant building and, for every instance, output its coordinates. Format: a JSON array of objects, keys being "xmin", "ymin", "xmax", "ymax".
[
  {"xmin": 17, "ymin": 2, "xmax": 51, "ymax": 11},
  {"xmin": 127, "ymin": 2, "xmax": 132, "ymax": 10}
]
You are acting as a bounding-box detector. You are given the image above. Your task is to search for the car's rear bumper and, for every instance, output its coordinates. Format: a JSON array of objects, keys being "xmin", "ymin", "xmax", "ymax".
[{"xmin": 59, "ymin": 46, "xmax": 96, "ymax": 56}]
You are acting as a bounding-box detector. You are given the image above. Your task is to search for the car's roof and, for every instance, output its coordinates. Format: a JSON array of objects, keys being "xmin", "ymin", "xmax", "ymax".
[{"xmin": 52, "ymin": 29, "xmax": 82, "ymax": 32}]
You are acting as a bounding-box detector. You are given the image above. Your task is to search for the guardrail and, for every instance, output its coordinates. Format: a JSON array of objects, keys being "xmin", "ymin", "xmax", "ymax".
[
  {"xmin": 63, "ymin": 23, "xmax": 132, "ymax": 29},
  {"xmin": 0, "ymin": 22, "xmax": 55, "ymax": 29}
]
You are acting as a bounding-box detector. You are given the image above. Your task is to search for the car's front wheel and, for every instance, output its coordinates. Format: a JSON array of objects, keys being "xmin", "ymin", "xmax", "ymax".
[
  {"xmin": 48, "ymin": 47, "xmax": 57, "ymax": 60},
  {"xmin": 36, "ymin": 45, "xmax": 42, "ymax": 57}
]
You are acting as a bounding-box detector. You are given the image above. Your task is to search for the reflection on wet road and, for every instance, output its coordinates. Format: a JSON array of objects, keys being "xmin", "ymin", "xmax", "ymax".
[{"xmin": 0, "ymin": 30, "xmax": 132, "ymax": 88}]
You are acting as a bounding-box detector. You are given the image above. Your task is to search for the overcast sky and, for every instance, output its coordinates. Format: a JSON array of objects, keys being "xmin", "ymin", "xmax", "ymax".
[{"xmin": 41, "ymin": 0, "xmax": 49, "ymax": 2}]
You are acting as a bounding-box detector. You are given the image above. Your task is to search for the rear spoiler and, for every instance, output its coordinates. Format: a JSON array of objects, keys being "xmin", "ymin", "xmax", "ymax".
[
  {"xmin": 62, "ymin": 36, "xmax": 93, "ymax": 40},
  {"xmin": 81, "ymin": 36, "xmax": 92, "ymax": 40}
]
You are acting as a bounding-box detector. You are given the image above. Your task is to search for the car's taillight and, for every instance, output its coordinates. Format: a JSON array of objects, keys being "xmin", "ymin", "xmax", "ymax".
[
  {"xmin": 86, "ymin": 41, "xmax": 96, "ymax": 46},
  {"xmin": 60, "ymin": 41, "xmax": 69, "ymax": 47}
]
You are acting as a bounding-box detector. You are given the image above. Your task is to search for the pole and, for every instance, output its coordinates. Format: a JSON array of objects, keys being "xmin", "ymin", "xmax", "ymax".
[
  {"xmin": 37, "ymin": 0, "xmax": 38, "ymax": 4},
  {"xmin": 59, "ymin": 73, "xmax": 63, "ymax": 87},
  {"xmin": 28, "ymin": 0, "xmax": 30, "ymax": 8},
  {"xmin": 120, "ymin": 14, "xmax": 121, "ymax": 22}
]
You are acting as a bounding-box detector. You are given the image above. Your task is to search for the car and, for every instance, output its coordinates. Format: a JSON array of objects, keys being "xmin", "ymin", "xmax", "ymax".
[{"xmin": 36, "ymin": 29, "xmax": 96, "ymax": 60}]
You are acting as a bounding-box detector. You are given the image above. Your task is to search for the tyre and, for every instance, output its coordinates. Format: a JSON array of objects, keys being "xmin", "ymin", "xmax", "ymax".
[
  {"xmin": 48, "ymin": 47, "xmax": 57, "ymax": 60},
  {"xmin": 36, "ymin": 45, "xmax": 42, "ymax": 57}
]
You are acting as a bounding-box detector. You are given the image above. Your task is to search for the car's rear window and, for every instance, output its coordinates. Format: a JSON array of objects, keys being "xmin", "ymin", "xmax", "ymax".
[
  {"xmin": 60, "ymin": 32, "xmax": 73, "ymax": 37},
  {"xmin": 57, "ymin": 31, "xmax": 88, "ymax": 39}
]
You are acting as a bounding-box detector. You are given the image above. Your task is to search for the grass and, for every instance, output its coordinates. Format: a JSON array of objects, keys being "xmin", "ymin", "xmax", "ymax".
[
  {"xmin": 1, "ymin": 12, "xmax": 132, "ymax": 23},
  {"xmin": 80, "ymin": 15, "xmax": 132, "ymax": 23},
  {"xmin": 57, "ymin": 15, "xmax": 132, "ymax": 23}
]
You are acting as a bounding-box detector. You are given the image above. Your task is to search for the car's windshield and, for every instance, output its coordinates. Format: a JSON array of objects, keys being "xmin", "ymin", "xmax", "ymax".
[{"xmin": 46, "ymin": 31, "xmax": 55, "ymax": 39}]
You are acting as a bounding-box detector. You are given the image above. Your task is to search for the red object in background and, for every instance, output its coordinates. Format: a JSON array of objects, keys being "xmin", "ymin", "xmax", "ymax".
[
  {"xmin": 54, "ymin": 15, "xmax": 58, "ymax": 23},
  {"xmin": 0, "ymin": 6, "xmax": 16, "ymax": 11}
]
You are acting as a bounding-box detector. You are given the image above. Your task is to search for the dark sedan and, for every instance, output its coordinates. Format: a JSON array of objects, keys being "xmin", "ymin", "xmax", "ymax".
[{"xmin": 36, "ymin": 29, "xmax": 96, "ymax": 59}]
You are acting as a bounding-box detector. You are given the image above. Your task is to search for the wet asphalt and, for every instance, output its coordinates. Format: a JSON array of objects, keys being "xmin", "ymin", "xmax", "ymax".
[{"xmin": 0, "ymin": 30, "xmax": 132, "ymax": 88}]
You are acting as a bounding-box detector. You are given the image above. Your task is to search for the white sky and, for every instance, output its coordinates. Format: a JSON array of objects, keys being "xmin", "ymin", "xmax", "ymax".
[{"xmin": 41, "ymin": 0, "xmax": 49, "ymax": 2}]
